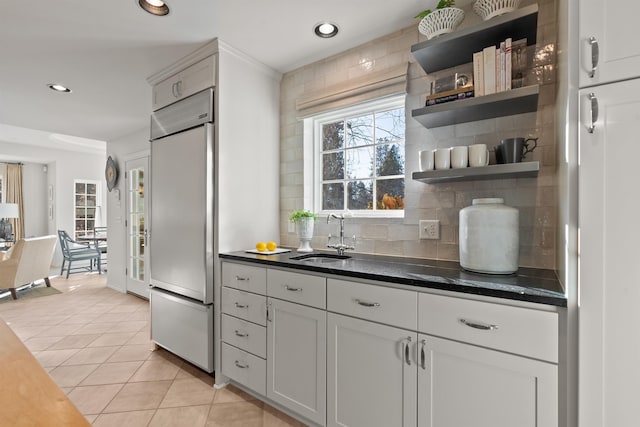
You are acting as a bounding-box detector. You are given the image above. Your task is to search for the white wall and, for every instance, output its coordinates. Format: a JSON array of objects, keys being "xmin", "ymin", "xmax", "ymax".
[
  {"xmin": 105, "ymin": 128, "xmax": 150, "ymax": 293},
  {"xmin": 21, "ymin": 162, "xmax": 48, "ymax": 237}
]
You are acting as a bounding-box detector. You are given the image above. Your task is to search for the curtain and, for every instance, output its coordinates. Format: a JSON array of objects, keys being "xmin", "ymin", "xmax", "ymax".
[{"xmin": 5, "ymin": 163, "xmax": 24, "ymax": 241}]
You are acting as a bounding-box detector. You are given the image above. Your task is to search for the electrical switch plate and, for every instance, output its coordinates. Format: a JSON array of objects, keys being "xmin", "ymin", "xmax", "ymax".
[{"xmin": 419, "ymin": 220, "xmax": 440, "ymax": 239}]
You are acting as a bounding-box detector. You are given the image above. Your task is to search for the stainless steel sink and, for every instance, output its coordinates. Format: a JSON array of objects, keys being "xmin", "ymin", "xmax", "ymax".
[{"xmin": 290, "ymin": 253, "xmax": 351, "ymax": 263}]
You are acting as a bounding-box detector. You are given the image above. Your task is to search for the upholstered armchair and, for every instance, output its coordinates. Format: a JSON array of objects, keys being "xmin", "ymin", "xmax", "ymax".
[{"xmin": 0, "ymin": 235, "xmax": 57, "ymax": 299}]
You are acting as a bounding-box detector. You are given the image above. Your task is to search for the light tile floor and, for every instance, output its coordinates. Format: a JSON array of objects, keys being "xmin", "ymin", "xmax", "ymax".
[{"xmin": 0, "ymin": 274, "xmax": 306, "ymax": 427}]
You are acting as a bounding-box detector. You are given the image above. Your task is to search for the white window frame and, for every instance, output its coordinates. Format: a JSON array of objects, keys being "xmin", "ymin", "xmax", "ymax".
[
  {"xmin": 73, "ymin": 179, "xmax": 101, "ymax": 239},
  {"xmin": 306, "ymin": 95, "xmax": 406, "ymax": 218}
]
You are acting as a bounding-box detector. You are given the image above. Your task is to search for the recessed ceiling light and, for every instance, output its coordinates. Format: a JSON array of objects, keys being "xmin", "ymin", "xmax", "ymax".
[
  {"xmin": 314, "ymin": 22, "xmax": 339, "ymax": 38},
  {"xmin": 47, "ymin": 83, "xmax": 72, "ymax": 93},
  {"xmin": 138, "ymin": 0, "xmax": 170, "ymax": 16}
]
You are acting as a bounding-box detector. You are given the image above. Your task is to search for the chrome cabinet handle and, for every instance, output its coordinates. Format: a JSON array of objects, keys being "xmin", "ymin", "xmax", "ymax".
[
  {"xmin": 235, "ymin": 276, "xmax": 249, "ymax": 281},
  {"xmin": 459, "ymin": 318, "xmax": 499, "ymax": 331},
  {"xmin": 234, "ymin": 330, "xmax": 248, "ymax": 337},
  {"xmin": 234, "ymin": 360, "xmax": 249, "ymax": 369},
  {"xmin": 175, "ymin": 80, "xmax": 183, "ymax": 97},
  {"xmin": 420, "ymin": 339, "xmax": 427, "ymax": 370},
  {"xmin": 284, "ymin": 285, "xmax": 302, "ymax": 292},
  {"xmin": 403, "ymin": 337, "xmax": 412, "ymax": 366},
  {"xmin": 234, "ymin": 302, "xmax": 248, "ymax": 309},
  {"xmin": 589, "ymin": 36, "xmax": 599, "ymax": 78},
  {"xmin": 587, "ymin": 93, "xmax": 598, "ymax": 134},
  {"xmin": 266, "ymin": 301, "xmax": 272, "ymax": 322},
  {"xmin": 355, "ymin": 299, "xmax": 380, "ymax": 308},
  {"xmin": 171, "ymin": 82, "xmax": 179, "ymax": 98}
]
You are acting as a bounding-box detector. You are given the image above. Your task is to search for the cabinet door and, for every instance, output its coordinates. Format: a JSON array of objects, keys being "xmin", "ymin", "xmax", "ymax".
[
  {"xmin": 327, "ymin": 313, "xmax": 416, "ymax": 427},
  {"xmin": 417, "ymin": 334, "xmax": 557, "ymax": 427},
  {"xmin": 266, "ymin": 298, "xmax": 326, "ymax": 426},
  {"xmin": 579, "ymin": 1, "xmax": 640, "ymax": 87},
  {"xmin": 579, "ymin": 80, "xmax": 640, "ymax": 426}
]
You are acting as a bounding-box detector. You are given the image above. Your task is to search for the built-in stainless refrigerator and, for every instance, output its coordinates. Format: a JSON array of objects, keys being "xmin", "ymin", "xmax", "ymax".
[{"xmin": 148, "ymin": 88, "xmax": 214, "ymax": 372}]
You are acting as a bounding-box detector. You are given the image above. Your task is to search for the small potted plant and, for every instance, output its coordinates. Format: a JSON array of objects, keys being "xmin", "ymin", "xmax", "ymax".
[
  {"xmin": 289, "ymin": 210, "xmax": 318, "ymax": 253},
  {"xmin": 415, "ymin": 0, "xmax": 465, "ymax": 40}
]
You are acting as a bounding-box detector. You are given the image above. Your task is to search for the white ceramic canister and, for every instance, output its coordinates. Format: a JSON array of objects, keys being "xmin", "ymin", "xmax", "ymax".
[{"xmin": 459, "ymin": 198, "xmax": 519, "ymax": 274}]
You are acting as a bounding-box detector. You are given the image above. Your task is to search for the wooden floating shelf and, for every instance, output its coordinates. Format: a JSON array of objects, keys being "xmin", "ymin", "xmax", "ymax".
[
  {"xmin": 412, "ymin": 161, "xmax": 540, "ymax": 184},
  {"xmin": 411, "ymin": 4, "xmax": 539, "ymax": 74},
  {"xmin": 412, "ymin": 85, "xmax": 539, "ymax": 128}
]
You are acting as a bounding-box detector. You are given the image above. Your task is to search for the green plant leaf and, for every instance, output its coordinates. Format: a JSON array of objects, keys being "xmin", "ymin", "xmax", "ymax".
[{"xmin": 288, "ymin": 210, "xmax": 318, "ymax": 223}]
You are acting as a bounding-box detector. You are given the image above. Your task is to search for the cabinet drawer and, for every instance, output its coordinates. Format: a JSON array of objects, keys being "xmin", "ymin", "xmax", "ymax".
[
  {"xmin": 327, "ymin": 279, "xmax": 417, "ymax": 330},
  {"xmin": 418, "ymin": 293, "xmax": 558, "ymax": 363},
  {"xmin": 222, "ymin": 262, "xmax": 267, "ymax": 294},
  {"xmin": 222, "ymin": 314, "xmax": 266, "ymax": 358},
  {"xmin": 221, "ymin": 287, "xmax": 267, "ymax": 326},
  {"xmin": 267, "ymin": 269, "xmax": 326, "ymax": 309},
  {"xmin": 221, "ymin": 343, "xmax": 266, "ymax": 396}
]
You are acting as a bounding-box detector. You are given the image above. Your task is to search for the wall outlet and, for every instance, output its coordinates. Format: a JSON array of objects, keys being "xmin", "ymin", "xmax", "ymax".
[{"xmin": 419, "ymin": 220, "xmax": 440, "ymax": 240}]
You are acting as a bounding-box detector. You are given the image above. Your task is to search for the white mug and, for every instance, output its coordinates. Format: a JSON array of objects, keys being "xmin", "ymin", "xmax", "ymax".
[
  {"xmin": 419, "ymin": 150, "xmax": 434, "ymax": 171},
  {"xmin": 434, "ymin": 148, "xmax": 451, "ymax": 170},
  {"xmin": 450, "ymin": 146, "xmax": 468, "ymax": 169},
  {"xmin": 469, "ymin": 144, "xmax": 490, "ymax": 167}
]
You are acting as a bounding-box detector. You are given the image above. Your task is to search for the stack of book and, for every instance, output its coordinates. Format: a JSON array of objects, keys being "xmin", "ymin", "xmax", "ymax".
[
  {"xmin": 426, "ymin": 86, "xmax": 475, "ymax": 106},
  {"xmin": 472, "ymin": 38, "xmax": 525, "ymax": 97}
]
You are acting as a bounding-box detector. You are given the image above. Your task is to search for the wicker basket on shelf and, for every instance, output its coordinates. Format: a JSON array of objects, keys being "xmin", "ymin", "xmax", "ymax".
[
  {"xmin": 418, "ymin": 7, "xmax": 465, "ymax": 40},
  {"xmin": 473, "ymin": 0, "xmax": 521, "ymax": 21}
]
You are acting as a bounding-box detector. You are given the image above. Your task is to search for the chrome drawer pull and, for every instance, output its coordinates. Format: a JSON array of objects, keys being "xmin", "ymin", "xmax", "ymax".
[
  {"xmin": 420, "ymin": 339, "xmax": 427, "ymax": 370},
  {"xmin": 234, "ymin": 302, "xmax": 248, "ymax": 309},
  {"xmin": 589, "ymin": 36, "xmax": 599, "ymax": 78},
  {"xmin": 459, "ymin": 318, "xmax": 498, "ymax": 331},
  {"xmin": 403, "ymin": 337, "xmax": 412, "ymax": 366},
  {"xmin": 235, "ymin": 276, "xmax": 249, "ymax": 281},
  {"xmin": 234, "ymin": 330, "xmax": 248, "ymax": 337},
  {"xmin": 355, "ymin": 299, "xmax": 380, "ymax": 308},
  {"xmin": 284, "ymin": 285, "xmax": 303, "ymax": 292},
  {"xmin": 587, "ymin": 93, "xmax": 598, "ymax": 134},
  {"xmin": 234, "ymin": 360, "xmax": 249, "ymax": 369}
]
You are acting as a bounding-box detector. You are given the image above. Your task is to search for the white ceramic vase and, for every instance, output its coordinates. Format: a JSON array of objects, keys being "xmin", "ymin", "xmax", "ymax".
[{"xmin": 296, "ymin": 218, "xmax": 315, "ymax": 252}]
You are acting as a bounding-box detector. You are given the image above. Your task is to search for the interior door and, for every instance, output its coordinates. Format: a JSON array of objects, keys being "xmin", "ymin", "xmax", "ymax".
[{"xmin": 125, "ymin": 156, "xmax": 150, "ymax": 299}]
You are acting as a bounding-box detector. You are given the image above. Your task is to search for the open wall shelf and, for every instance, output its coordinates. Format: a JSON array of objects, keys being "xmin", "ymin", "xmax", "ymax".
[
  {"xmin": 412, "ymin": 161, "xmax": 539, "ymax": 184},
  {"xmin": 411, "ymin": 4, "xmax": 539, "ymax": 74}
]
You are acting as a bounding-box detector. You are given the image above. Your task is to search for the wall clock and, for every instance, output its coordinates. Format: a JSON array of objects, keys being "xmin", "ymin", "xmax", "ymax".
[{"xmin": 105, "ymin": 156, "xmax": 119, "ymax": 192}]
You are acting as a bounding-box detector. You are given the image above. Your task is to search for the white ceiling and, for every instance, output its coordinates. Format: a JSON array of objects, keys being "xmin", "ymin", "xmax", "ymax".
[{"xmin": 0, "ymin": 0, "xmax": 470, "ymax": 152}]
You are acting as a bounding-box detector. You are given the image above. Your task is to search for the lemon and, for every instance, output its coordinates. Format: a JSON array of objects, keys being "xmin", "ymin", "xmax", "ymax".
[
  {"xmin": 255, "ymin": 242, "xmax": 267, "ymax": 252},
  {"xmin": 266, "ymin": 241, "xmax": 277, "ymax": 251}
]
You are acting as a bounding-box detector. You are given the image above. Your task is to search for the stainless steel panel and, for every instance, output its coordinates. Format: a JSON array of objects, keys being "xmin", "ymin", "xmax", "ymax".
[
  {"xmin": 150, "ymin": 88, "xmax": 214, "ymax": 140},
  {"xmin": 150, "ymin": 288, "xmax": 213, "ymax": 372},
  {"xmin": 150, "ymin": 123, "xmax": 214, "ymax": 303}
]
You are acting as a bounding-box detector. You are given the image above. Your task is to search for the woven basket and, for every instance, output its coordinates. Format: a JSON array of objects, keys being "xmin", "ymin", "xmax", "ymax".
[
  {"xmin": 473, "ymin": 0, "xmax": 521, "ymax": 21},
  {"xmin": 418, "ymin": 8, "xmax": 465, "ymax": 40}
]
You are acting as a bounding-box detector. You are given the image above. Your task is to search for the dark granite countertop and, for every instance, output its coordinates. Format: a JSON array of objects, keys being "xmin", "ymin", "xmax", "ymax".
[{"xmin": 219, "ymin": 249, "xmax": 567, "ymax": 307}]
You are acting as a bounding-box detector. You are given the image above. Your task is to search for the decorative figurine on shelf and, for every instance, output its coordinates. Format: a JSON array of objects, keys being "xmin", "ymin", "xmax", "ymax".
[{"xmin": 289, "ymin": 210, "xmax": 318, "ymax": 253}]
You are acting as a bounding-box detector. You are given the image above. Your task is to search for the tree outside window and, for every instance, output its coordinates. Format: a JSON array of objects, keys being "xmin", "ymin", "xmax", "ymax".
[{"xmin": 318, "ymin": 102, "xmax": 405, "ymax": 213}]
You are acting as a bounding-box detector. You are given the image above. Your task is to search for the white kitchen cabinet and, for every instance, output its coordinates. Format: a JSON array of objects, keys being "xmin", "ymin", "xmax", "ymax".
[
  {"xmin": 417, "ymin": 334, "xmax": 557, "ymax": 427},
  {"xmin": 152, "ymin": 55, "xmax": 217, "ymax": 111},
  {"xmin": 579, "ymin": 1, "xmax": 640, "ymax": 87},
  {"xmin": 327, "ymin": 313, "xmax": 417, "ymax": 427},
  {"xmin": 578, "ymin": 79, "xmax": 640, "ymax": 426},
  {"xmin": 266, "ymin": 298, "xmax": 326, "ymax": 426}
]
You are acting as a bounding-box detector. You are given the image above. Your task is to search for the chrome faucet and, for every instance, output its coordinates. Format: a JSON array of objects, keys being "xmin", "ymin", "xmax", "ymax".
[{"xmin": 327, "ymin": 213, "xmax": 355, "ymax": 255}]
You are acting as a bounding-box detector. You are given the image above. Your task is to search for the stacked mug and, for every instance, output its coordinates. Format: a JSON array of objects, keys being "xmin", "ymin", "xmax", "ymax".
[{"xmin": 419, "ymin": 144, "xmax": 490, "ymax": 171}]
